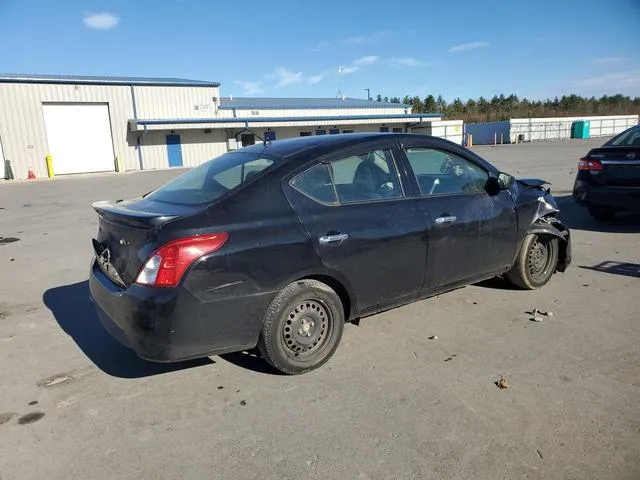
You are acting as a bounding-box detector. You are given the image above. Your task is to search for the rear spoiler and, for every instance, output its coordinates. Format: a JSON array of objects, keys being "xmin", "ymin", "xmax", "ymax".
[{"xmin": 92, "ymin": 200, "xmax": 178, "ymax": 228}]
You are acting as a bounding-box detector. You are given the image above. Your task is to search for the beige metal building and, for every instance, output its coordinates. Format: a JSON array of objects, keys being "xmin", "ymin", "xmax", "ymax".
[{"xmin": 0, "ymin": 74, "xmax": 454, "ymax": 180}]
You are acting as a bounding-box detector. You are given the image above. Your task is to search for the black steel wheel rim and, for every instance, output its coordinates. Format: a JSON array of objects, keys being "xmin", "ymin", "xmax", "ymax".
[
  {"xmin": 528, "ymin": 237, "xmax": 552, "ymax": 280},
  {"xmin": 282, "ymin": 299, "xmax": 332, "ymax": 357}
]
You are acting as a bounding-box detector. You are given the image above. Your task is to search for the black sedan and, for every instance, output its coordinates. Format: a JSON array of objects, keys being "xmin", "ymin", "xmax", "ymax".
[
  {"xmin": 89, "ymin": 133, "xmax": 571, "ymax": 374},
  {"xmin": 573, "ymin": 124, "xmax": 640, "ymax": 220}
]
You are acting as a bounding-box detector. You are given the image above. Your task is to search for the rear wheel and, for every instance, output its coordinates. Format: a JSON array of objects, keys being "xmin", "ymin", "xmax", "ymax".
[
  {"xmin": 507, "ymin": 233, "xmax": 559, "ymax": 290},
  {"xmin": 588, "ymin": 206, "xmax": 616, "ymax": 221},
  {"xmin": 258, "ymin": 279, "xmax": 344, "ymax": 375}
]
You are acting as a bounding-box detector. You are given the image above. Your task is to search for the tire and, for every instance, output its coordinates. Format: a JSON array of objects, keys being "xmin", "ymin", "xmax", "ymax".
[
  {"xmin": 506, "ymin": 233, "xmax": 559, "ymax": 290},
  {"xmin": 588, "ymin": 206, "xmax": 616, "ymax": 221},
  {"xmin": 257, "ymin": 279, "xmax": 344, "ymax": 375}
]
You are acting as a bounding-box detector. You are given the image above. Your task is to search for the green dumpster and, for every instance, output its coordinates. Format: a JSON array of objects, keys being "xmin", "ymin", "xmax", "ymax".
[{"xmin": 571, "ymin": 120, "xmax": 591, "ymax": 139}]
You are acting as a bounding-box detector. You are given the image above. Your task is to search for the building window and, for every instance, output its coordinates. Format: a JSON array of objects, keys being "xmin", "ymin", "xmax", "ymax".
[
  {"xmin": 329, "ymin": 128, "xmax": 340, "ymax": 135},
  {"xmin": 379, "ymin": 126, "xmax": 389, "ymax": 133},
  {"xmin": 342, "ymin": 129, "xmax": 354, "ymax": 134},
  {"xmin": 300, "ymin": 131, "xmax": 313, "ymax": 137},
  {"xmin": 315, "ymin": 129, "xmax": 327, "ymax": 135},
  {"xmin": 392, "ymin": 127, "xmax": 404, "ymax": 133},
  {"xmin": 240, "ymin": 133, "xmax": 255, "ymax": 147}
]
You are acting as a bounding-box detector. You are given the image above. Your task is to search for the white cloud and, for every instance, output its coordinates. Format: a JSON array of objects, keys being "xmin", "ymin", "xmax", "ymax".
[
  {"xmin": 307, "ymin": 74, "xmax": 325, "ymax": 84},
  {"xmin": 338, "ymin": 65, "xmax": 359, "ymax": 75},
  {"xmin": 448, "ymin": 41, "xmax": 489, "ymax": 52},
  {"xmin": 313, "ymin": 41, "xmax": 331, "ymax": 51},
  {"xmin": 234, "ymin": 80, "xmax": 267, "ymax": 95},
  {"xmin": 391, "ymin": 57, "xmax": 426, "ymax": 67},
  {"xmin": 83, "ymin": 12, "xmax": 120, "ymax": 30},
  {"xmin": 574, "ymin": 70, "xmax": 640, "ymax": 89},
  {"xmin": 592, "ymin": 56, "xmax": 629, "ymax": 64},
  {"xmin": 345, "ymin": 31, "xmax": 390, "ymax": 44},
  {"xmin": 353, "ymin": 55, "xmax": 378, "ymax": 67},
  {"xmin": 235, "ymin": 67, "xmax": 304, "ymax": 94},
  {"xmin": 267, "ymin": 67, "xmax": 304, "ymax": 88}
]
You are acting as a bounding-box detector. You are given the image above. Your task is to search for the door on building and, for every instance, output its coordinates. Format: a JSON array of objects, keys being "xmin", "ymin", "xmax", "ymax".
[
  {"xmin": 165, "ymin": 134, "xmax": 184, "ymax": 167},
  {"xmin": 42, "ymin": 104, "xmax": 115, "ymax": 175},
  {"xmin": 240, "ymin": 133, "xmax": 255, "ymax": 147}
]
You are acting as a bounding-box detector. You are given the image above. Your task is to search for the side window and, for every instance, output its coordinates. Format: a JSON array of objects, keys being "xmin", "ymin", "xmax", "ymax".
[
  {"xmin": 405, "ymin": 148, "xmax": 489, "ymax": 196},
  {"xmin": 329, "ymin": 150, "xmax": 402, "ymax": 203},
  {"xmin": 291, "ymin": 163, "xmax": 337, "ymax": 205},
  {"xmin": 290, "ymin": 150, "xmax": 403, "ymax": 205}
]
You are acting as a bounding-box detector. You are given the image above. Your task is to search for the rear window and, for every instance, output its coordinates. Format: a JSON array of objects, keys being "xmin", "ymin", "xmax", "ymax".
[
  {"xmin": 606, "ymin": 126, "xmax": 640, "ymax": 146},
  {"xmin": 145, "ymin": 152, "xmax": 281, "ymax": 205}
]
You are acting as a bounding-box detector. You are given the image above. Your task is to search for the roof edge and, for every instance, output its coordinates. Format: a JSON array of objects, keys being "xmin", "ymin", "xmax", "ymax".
[
  {"xmin": 0, "ymin": 74, "xmax": 220, "ymax": 88},
  {"xmin": 132, "ymin": 113, "xmax": 442, "ymax": 125}
]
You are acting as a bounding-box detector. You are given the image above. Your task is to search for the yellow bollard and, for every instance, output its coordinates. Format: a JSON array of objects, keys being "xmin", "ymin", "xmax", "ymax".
[
  {"xmin": 468, "ymin": 134, "xmax": 473, "ymax": 148},
  {"xmin": 45, "ymin": 154, "xmax": 54, "ymax": 178},
  {"xmin": 115, "ymin": 156, "xmax": 123, "ymax": 173}
]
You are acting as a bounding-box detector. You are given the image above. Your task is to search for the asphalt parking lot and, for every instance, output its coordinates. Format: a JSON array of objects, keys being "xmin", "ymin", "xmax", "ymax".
[{"xmin": 1, "ymin": 138, "xmax": 639, "ymax": 480}]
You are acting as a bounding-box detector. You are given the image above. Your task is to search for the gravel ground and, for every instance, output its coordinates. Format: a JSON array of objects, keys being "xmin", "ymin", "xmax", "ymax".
[{"xmin": 1, "ymin": 138, "xmax": 639, "ymax": 480}]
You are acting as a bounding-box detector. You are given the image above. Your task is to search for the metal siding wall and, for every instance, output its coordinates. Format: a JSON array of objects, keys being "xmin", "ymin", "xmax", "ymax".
[
  {"xmin": 0, "ymin": 83, "xmax": 135, "ymax": 179},
  {"xmin": 137, "ymin": 129, "xmax": 227, "ymax": 170},
  {"xmin": 509, "ymin": 115, "xmax": 639, "ymax": 142},
  {"xmin": 465, "ymin": 121, "xmax": 511, "ymax": 145},
  {"xmin": 180, "ymin": 129, "xmax": 227, "ymax": 167},
  {"xmin": 134, "ymin": 86, "xmax": 220, "ymax": 119},
  {"xmin": 229, "ymin": 107, "xmax": 409, "ymax": 118}
]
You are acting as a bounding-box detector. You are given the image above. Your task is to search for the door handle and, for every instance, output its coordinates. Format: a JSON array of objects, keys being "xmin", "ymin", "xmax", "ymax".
[
  {"xmin": 319, "ymin": 233, "xmax": 349, "ymax": 245},
  {"xmin": 435, "ymin": 215, "xmax": 457, "ymax": 225}
]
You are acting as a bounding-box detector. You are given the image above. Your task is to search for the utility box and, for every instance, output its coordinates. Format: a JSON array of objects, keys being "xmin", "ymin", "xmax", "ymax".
[{"xmin": 571, "ymin": 120, "xmax": 591, "ymax": 139}]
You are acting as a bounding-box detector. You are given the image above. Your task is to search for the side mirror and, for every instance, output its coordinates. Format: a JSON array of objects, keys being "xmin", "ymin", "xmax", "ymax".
[
  {"xmin": 486, "ymin": 173, "xmax": 514, "ymax": 195},
  {"xmin": 498, "ymin": 172, "xmax": 515, "ymax": 189}
]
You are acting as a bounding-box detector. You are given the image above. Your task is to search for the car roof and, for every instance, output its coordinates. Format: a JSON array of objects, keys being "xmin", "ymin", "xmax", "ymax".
[{"xmin": 237, "ymin": 132, "xmax": 452, "ymax": 158}]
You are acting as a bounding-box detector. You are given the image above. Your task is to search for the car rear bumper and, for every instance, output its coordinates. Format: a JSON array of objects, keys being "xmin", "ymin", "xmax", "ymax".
[
  {"xmin": 573, "ymin": 180, "xmax": 640, "ymax": 211},
  {"xmin": 89, "ymin": 258, "xmax": 273, "ymax": 362}
]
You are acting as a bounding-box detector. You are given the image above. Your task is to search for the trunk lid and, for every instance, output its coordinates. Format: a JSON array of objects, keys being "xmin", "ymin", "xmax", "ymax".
[
  {"xmin": 587, "ymin": 147, "xmax": 640, "ymax": 186},
  {"xmin": 92, "ymin": 198, "xmax": 200, "ymax": 287}
]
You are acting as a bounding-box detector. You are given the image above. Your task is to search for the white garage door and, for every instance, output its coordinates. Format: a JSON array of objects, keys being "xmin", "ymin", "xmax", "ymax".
[{"xmin": 42, "ymin": 104, "xmax": 115, "ymax": 175}]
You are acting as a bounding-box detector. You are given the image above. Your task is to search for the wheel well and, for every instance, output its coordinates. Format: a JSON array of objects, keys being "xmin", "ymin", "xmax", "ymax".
[{"xmin": 301, "ymin": 274, "xmax": 353, "ymax": 321}]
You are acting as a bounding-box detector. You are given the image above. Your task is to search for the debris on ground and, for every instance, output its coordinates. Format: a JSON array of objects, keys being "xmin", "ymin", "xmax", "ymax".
[
  {"xmin": 495, "ymin": 376, "xmax": 509, "ymax": 389},
  {"xmin": 428, "ymin": 335, "xmax": 438, "ymax": 340},
  {"xmin": 529, "ymin": 308, "xmax": 553, "ymax": 322},
  {"xmin": 536, "ymin": 449, "xmax": 544, "ymax": 459},
  {"xmin": 444, "ymin": 354, "xmax": 456, "ymax": 362}
]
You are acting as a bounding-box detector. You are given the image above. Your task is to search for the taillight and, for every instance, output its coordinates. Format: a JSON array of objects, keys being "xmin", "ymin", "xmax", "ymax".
[
  {"xmin": 136, "ymin": 233, "xmax": 229, "ymax": 287},
  {"xmin": 578, "ymin": 157, "xmax": 603, "ymax": 171}
]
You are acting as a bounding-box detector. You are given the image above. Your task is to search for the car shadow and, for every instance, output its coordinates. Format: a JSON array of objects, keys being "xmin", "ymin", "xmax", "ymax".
[
  {"xmin": 554, "ymin": 195, "xmax": 640, "ymax": 233},
  {"xmin": 473, "ymin": 277, "xmax": 520, "ymax": 291},
  {"xmin": 219, "ymin": 350, "xmax": 284, "ymax": 376},
  {"xmin": 579, "ymin": 261, "xmax": 640, "ymax": 279},
  {"xmin": 43, "ymin": 281, "xmax": 213, "ymax": 379}
]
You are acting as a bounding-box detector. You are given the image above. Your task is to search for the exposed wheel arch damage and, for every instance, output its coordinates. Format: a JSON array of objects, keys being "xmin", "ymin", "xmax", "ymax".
[{"xmin": 525, "ymin": 216, "xmax": 571, "ymax": 273}]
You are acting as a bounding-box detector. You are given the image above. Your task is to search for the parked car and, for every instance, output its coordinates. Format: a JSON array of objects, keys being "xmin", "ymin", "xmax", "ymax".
[
  {"xmin": 573, "ymin": 124, "xmax": 640, "ymax": 220},
  {"xmin": 89, "ymin": 133, "xmax": 571, "ymax": 374}
]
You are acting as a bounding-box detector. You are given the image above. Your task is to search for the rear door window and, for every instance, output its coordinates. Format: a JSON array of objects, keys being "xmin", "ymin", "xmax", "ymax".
[
  {"xmin": 290, "ymin": 149, "xmax": 403, "ymax": 205},
  {"xmin": 145, "ymin": 152, "xmax": 279, "ymax": 205}
]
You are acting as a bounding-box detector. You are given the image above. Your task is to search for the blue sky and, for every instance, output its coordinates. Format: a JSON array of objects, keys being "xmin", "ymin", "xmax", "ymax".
[{"xmin": 1, "ymin": 0, "xmax": 639, "ymax": 100}]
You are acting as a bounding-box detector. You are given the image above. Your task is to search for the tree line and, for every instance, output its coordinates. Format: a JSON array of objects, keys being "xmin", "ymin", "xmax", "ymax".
[{"xmin": 375, "ymin": 93, "xmax": 640, "ymax": 123}]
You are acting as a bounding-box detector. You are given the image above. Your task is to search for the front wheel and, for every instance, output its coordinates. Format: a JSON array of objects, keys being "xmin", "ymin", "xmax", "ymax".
[
  {"xmin": 506, "ymin": 234, "xmax": 559, "ymax": 290},
  {"xmin": 258, "ymin": 279, "xmax": 344, "ymax": 375}
]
